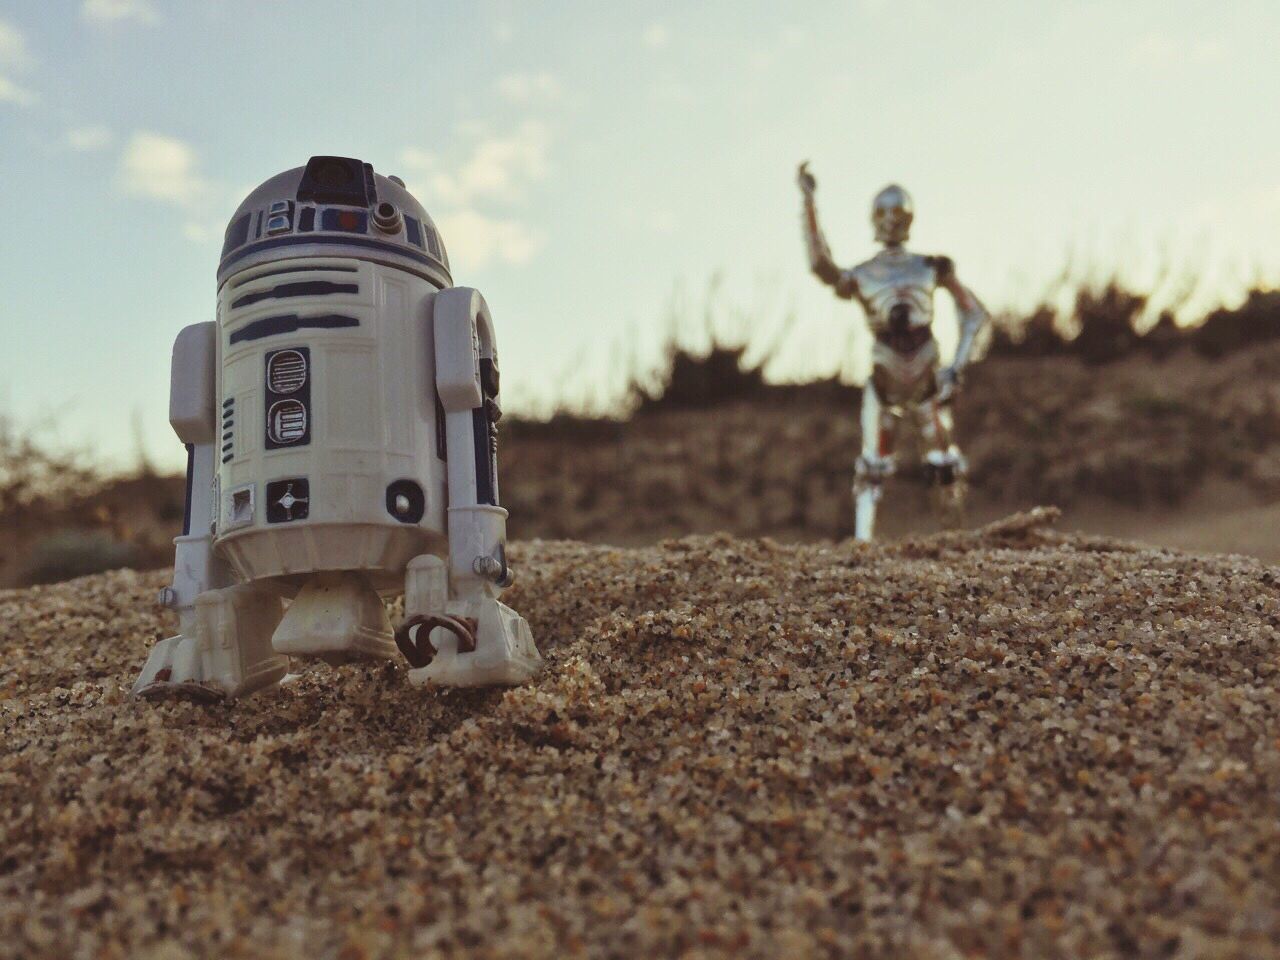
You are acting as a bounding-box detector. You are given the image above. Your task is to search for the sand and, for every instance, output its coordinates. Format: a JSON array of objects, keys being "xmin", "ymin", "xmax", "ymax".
[{"xmin": 2, "ymin": 509, "xmax": 1279, "ymax": 959}]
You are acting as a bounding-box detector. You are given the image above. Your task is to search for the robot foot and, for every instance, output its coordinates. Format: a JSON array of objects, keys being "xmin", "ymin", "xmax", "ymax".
[
  {"xmin": 398, "ymin": 596, "xmax": 542, "ymax": 688},
  {"xmin": 271, "ymin": 572, "xmax": 398, "ymax": 665},
  {"xmin": 930, "ymin": 479, "xmax": 968, "ymax": 531},
  {"xmin": 133, "ymin": 585, "xmax": 288, "ymax": 700},
  {"xmin": 924, "ymin": 451, "xmax": 968, "ymax": 531}
]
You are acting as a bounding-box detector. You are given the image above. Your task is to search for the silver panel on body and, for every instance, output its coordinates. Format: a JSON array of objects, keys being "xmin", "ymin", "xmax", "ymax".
[{"xmin": 849, "ymin": 249, "xmax": 939, "ymax": 336}]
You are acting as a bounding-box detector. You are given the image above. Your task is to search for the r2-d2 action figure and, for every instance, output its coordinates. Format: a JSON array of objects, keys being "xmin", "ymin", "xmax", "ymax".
[
  {"xmin": 135, "ymin": 155, "xmax": 542, "ymax": 699},
  {"xmin": 798, "ymin": 163, "xmax": 989, "ymax": 541}
]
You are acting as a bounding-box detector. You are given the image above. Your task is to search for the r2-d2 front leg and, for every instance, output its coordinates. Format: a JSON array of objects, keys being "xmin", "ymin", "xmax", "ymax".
[
  {"xmin": 133, "ymin": 323, "xmax": 288, "ymax": 699},
  {"xmin": 397, "ymin": 288, "xmax": 542, "ymax": 687}
]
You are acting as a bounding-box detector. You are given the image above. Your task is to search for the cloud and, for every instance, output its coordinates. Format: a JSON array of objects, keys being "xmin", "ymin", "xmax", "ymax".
[
  {"xmin": 115, "ymin": 132, "xmax": 237, "ymax": 244},
  {"xmin": 494, "ymin": 72, "xmax": 560, "ymax": 105},
  {"xmin": 642, "ymin": 23, "xmax": 669, "ymax": 49},
  {"xmin": 118, "ymin": 132, "xmax": 210, "ymax": 207},
  {"xmin": 181, "ymin": 219, "xmax": 223, "ymax": 244},
  {"xmin": 0, "ymin": 74, "xmax": 34, "ymax": 105},
  {"xmin": 0, "ymin": 18, "xmax": 31, "ymax": 67},
  {"xmin": 397, "ymin": 120, "xmax": 553, "ymax": 272},
  {"xmin": 399, "ymin": 120, "xmax": 549, "ymax": 208},
  {"xmin": 65, "ymin": 125, "xmax": 113, "ymax": 151},
  {"xmin": 434, "ymin": 210, "xmax": 544, "ymax": 270},
  {"xmin": 81, "ymin": 0, "xmax": 159, "ymax": 25},
  {"xmin": 0, "ymin": 17, "xmax": 35, "ymax": 106}
]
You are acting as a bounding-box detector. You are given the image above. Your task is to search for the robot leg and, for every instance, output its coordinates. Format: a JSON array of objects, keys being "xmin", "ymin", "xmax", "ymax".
[
  {"xmin": 397, "ymin": 551, "xmax": 541, "ymax": 689},
  {"xmin": 134, "ymin": 582, "xmax": 288, "ymax": 700},
  {"xmin": 854, "ymin": 383, "xmax": 897, "ymax": 542},
  {"xmin": 397, "ymin": 288, "xmax": 541, "ymax": 687},
  {"xmin": 134, "ymin": 324, "xmax": 290, "ymax": 700},
  {"xmin": 919, "ymin": 399, "xmax": 968, "ymax": 531},
  {"xmin": 270, "ymin": 571, "xmax": 398, "ymax": 665}
]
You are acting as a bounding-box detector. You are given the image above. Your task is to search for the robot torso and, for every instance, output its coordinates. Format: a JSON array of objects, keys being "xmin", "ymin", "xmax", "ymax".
[
  {"xmin": 848, "ymin": 247, "xmax": 947, "ymax": 400},
  {"xmin": 848, "ymin": 247, "xmax": 941, "ymax": 343},
  {"xmin": 209, "ymin": 157, "xmax": 466, "ymax": 591}
]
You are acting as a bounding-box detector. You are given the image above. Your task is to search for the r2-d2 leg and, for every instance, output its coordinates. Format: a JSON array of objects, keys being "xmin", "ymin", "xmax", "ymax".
[
  {"xmin": 854, "ymin": 383, "xmax": 897, "ymax": 542},
  {"xmin": 133, "ymin": 323, "xmax": 289, "ymax": 700},
  {"xmin": 919, "ymin": 397, "xmax": 968, "ymax": 531},
  {"xmin": 397, "ymin": 288, "xmax": 542, "ymax": 687}
]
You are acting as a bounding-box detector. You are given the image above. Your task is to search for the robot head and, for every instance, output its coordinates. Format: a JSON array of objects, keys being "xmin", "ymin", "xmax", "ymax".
[
  {"xmin": 216, "ymin": 156, "xmax": 452, "ymax": 289},
  {"xmin": 871, "ymin": 184, "xmax": 914, "ymax": 245}
]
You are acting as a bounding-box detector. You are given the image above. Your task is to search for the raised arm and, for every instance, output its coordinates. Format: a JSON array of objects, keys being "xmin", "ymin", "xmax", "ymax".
[{"xmin": 797, "ymin": 162, "xmax": 857, "ymax": 300}]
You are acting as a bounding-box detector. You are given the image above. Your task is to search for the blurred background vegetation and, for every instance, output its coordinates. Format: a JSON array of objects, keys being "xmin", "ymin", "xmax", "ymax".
[{"xmin": 5, "ymin": 271, "xmax": 1280, "ymax": 587}]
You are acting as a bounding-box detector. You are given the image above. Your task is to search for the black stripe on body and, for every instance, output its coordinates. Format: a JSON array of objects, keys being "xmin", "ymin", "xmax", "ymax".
[
  {"xmin": 230, "ymin": 264, "xmax": 356, "ymax": 288},
  {"xmin": 181, "ymin": 443, "xmax": 194, "ymax": 536},
  {"xmin": 229, "ymin": 314, "xmax": 359, "ymax": 345},
  {"xmin": 472, "ymin": 408, "xmax": 497, "ymax": 505},
  {"xmin": 231, "ymin": 281, "xmax": 358, "ymax": 310}
]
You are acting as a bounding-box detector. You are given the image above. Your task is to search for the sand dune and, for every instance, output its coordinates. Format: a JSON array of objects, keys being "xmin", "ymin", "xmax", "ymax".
[{"xmin": 2, "ymin": 510, "xmax": 1278, "ymax": 958}]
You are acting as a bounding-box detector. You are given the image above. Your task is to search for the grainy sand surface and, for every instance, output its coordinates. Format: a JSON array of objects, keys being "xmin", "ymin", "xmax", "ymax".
[{"xmin": 2, "ymin": 509, "xmax": 1279, "ymax": 959}]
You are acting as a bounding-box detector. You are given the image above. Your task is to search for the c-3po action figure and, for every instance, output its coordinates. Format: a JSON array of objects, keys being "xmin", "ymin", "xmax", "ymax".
[{"xmin": 798, "ymin": 163, "xmax": 989, "ymax": 541}]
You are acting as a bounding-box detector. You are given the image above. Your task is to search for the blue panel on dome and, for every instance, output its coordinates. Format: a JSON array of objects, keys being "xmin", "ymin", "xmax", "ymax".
[{"xmin": 404, "ymin": 215, "xmax": 423, "ymax": 249}]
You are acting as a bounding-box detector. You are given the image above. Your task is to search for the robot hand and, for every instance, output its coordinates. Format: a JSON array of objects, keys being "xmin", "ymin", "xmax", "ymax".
[
  {"xmin": 936, "ymin": 365, "xmax": 963, "ymax": 404},
  {"xmin": 797, "ymin": 161, "xmax": 817, "ymax": 197}
]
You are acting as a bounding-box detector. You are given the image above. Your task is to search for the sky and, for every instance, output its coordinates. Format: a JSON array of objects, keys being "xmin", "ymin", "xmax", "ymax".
[{"xmin": 2, "ymin": 0, "xmax": 1279, "ymax": 469}]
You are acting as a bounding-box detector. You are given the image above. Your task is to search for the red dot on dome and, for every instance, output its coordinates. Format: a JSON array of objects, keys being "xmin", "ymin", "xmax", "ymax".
[{"xmin": 338, "ymin": 211, "xmax": 359, "ymax": 230}]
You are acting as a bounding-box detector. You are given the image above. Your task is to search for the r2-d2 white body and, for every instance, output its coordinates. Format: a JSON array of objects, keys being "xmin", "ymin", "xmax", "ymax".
[{"xmin": 135, "ymin": 155, "xmax": 542, "ymax": 699}]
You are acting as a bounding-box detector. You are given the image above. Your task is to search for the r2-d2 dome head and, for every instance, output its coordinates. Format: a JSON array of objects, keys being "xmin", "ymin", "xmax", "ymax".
[
  {"xmin": 871, "ymin": 184, "xmax": 914, "ymax": 246},
  {"xmin": 216, "ymin": 155, "xmax": 451, "ymax": 290}
]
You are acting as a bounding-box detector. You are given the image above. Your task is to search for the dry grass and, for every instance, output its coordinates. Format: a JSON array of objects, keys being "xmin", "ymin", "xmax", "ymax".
[
  {"xmin": 6, "ymin": 339, "xmax": 1280, "ymax": 584},
  {"xmin": 5, "ymin": 279, "xmax": 1280, "ymax": 584},
  {"xmin": 2, "ymin": 512, "xmax": 1278, "ymax": 958},
  {"xmin": 503, "ymin": 340, "xmax": 1280, "ymax": 543}
]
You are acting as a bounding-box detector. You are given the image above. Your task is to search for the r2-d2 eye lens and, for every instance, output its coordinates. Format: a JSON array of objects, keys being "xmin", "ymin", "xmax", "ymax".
[{"xmin": 267, "ymin": 350, "xmax": 307, "ymax": 393}]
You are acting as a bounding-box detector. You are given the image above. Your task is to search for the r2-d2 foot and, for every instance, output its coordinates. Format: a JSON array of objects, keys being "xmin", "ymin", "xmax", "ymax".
[
  {"xmin": 396, "ymin": 554, "xmax": 542, "ymax": 688},
  {"xmin": 399, "ymin": 597, "xmax": 540, "ymax": 688},
  {"xmin": 133, "ymin": 584, "xmax": 289, "ymax": 700}
]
